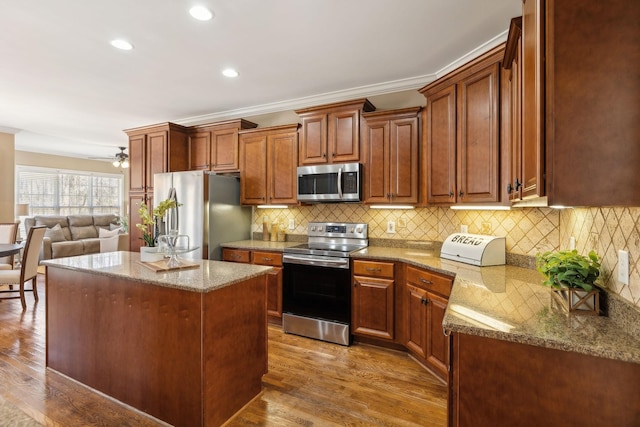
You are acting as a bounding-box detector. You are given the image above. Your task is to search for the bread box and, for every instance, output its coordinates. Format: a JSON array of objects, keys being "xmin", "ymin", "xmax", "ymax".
[{"xmin": 440, "ymin": 233, "xmax": 506, "ymax": 266}]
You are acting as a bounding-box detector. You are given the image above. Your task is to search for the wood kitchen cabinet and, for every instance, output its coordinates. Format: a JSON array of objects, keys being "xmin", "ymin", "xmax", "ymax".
[
  {"xmin": 188, "ymin": 119, "xmax": 257, "ymax": 172},
  {"xmin": 124, "ymin": 122, "xmax": 189, "ymax": 252},
  {"xmin": 351, "ymin": 260, "xmax": 395, "ymax": 341},
  {"xmin": 420, "ymin": 46, "xmax": 503, "ymax": 206},
  {"xmin": 295, "ymin": 99, "xmax": 375, "ymax": 165},
  {"xmin": 502, "ymin": 17, "xmax": 524, "ymax": 202},
  {"xmin": 519, "ymin": 0, "xmax": 640, "ymax": 206},
  {"xmin": 222, "ymin": 248, "xmax": 284, "ymax": 323},
  {"xmin": 405, "ymin": 265, "xmax": 453, "ymax": 382},
  {"xmin": 239, "ymin": 124, "xmax": 299, "ymax": 206},
  {"xmin": 362, "ymin": 107, "xmax": 420, "ymax": 205}
]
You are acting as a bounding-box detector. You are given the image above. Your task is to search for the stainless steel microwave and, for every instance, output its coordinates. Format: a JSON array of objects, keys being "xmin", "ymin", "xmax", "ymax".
[{"xmin": 296, "ymin": 163, "xmax": 362, "ymax": 203}]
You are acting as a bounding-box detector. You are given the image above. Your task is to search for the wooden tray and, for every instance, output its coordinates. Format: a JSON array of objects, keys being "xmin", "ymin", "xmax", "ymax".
[{"xmin": 137, "ymin": 260, "xmax": 200, "ymax": 272}]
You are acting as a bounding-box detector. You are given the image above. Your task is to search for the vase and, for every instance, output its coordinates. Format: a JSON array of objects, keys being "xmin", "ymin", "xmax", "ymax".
[
  {"xmin": 550, "ymin": 287, "xmax": 600, "ymax": 315},
  {"xmin": 140, "ymin": 246, "xmax": 163, "ymax": 263}
]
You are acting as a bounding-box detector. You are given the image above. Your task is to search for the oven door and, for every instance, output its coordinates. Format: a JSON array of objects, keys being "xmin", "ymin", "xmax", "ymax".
[{"xmin": 282, "ymin": 256, "xmax": 351, "ymax": 324}]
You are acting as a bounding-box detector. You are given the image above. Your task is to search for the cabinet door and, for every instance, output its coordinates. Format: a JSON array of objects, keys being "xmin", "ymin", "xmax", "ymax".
[
  {"xmin": 390, "ymin": 116, "xmax": 419, "ymax": 203},
  {"xmin": 299, "ymin": 113, "xmax": 327, "ymax": 165},
  {"xmin": 423, "ymin": 85, "xmax": 457, "ymax": 204},
  {"xmin": 211, "ymin": 127, "xmax": 240, "ymax": 172},
  {"xmin": 268, "ymin": 131, "xmax": 298, "ymax": 205},
  {"xmin": 128, "ymin": 193, "xmax": 148, "ymax": 253},
  {"xmin": 265, "ymin": 267, "xmax": 283, "ymax": 319},
  {"xmin": 129, "ymin": 135, "xmax": 146, "ymax": 193},
  {"xmin": 426, "ymin": 291, "xmax": 449, "ymax": 379},
  {"xmin": 362, "ymin": 119, "xmax": 390, "ymax": 203},
  {"xmin": 509, "ymin": 44, "xmax": 523, "ymax": 202},
  {"xmin": 328, "ymin": 108, "xmax": 360, "ymax": 163},
  {"xmin": 239, "ymin": 134, "xmax": 268, "ymax": 205},
  {"xmin": 146, "ymin": 131, "xmax": 168, "ymax": 193},
  {"xmin": 457, "ymin": 63, "xmax": 500, "ymax": 203},
  {"xmin": 405, "ymin": 284, "xmax": 428, "ymax": 358},
  {"xmin": 521, "ymin": 0, "xmax": 545, "ymax": 199},
  {"xmin": 352, "ymin": 275, "xmax": 394, "ymax": 340},
  {"xmin": 189, "ymin": 132, "xmax": 210, "ymax": 170}
]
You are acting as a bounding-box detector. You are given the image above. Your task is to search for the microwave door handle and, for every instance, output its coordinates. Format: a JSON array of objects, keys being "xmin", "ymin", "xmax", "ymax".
[{"xmin": 337, "ymin": 167, "xmax": 343, "ymax": 199}]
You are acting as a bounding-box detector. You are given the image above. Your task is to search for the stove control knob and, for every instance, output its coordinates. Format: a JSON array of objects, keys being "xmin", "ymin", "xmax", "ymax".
[
  {"xmin": 355, "ymin": 226, "xmax": 363, "ymax": 233},
  {"xmin": 310, "ymin": 226, "xmax": 316, "ymax": 232},
  {"xmin": 317, "ymin": 226, "xmax": 323, "ymax": 232},
  {"xmin": 349, "ymin": 227, "xmax": 354, "ymax": 233}
]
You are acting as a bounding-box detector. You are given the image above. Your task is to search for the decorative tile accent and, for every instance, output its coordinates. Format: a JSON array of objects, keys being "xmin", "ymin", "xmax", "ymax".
[{"xmin": 253, "ymin": 205, "xmax": 639, "ymax": 309}]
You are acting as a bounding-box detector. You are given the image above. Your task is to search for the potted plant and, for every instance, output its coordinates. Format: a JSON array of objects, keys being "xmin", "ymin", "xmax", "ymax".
[
  {"xmin": 536, "ymin": 249, "xmax": 602, "ymax": 315},
  {"xmin": 136, "ymin": 199, "xmax": 180, "ymax": 262}
]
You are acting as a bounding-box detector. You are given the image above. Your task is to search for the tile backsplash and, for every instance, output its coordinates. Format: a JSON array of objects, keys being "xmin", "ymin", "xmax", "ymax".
[{"xmin": 254, "ymin": 205, "xmax": 640, "ymax": 308}]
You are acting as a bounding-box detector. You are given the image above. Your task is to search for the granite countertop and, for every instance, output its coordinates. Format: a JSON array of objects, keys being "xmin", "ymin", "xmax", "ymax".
[
  {"xmin": 42, "ymin": 251, "xmax": 273, "ymax": 293},
  {"xmin": 354, "ymin": 246, "xmax": 640, "ymax": 364},
  {"xmin": 221, "ymin": 239, "xmax": 302, "ymax": 252}
]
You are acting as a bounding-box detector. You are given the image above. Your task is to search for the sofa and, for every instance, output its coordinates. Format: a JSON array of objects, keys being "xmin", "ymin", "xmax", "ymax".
[{"xmin": 24, "ymin": 214, "xmax": 129, "ymax": 260}]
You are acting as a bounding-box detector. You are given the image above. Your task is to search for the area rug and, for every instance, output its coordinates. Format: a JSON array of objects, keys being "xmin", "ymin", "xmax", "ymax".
[{"xmin": 0, "ymin": 397, "xmax": 40, "ymax": 426}]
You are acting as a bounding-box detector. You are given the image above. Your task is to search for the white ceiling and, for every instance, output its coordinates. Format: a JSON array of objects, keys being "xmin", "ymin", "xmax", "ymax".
[{"xmin": 0, "ymin": 0, "xmax": 521, "ymax": 161}]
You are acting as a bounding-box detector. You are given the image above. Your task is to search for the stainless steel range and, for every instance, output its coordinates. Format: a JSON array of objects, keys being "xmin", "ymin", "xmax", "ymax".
[{"xmin": 282, "ymin": 222, "xmax": 368, "ymax": 346}]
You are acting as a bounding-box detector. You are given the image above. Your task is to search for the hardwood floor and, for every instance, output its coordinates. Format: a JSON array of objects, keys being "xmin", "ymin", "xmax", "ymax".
[{"xmin": 0, "ymin": 275, "xmax": 447, "ymax": 426}]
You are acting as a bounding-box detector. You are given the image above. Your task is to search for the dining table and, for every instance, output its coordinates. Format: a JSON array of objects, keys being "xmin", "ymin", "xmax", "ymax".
[{"xmin": 0, "ymin": 243, "xmax": 23, "ymax": 258}]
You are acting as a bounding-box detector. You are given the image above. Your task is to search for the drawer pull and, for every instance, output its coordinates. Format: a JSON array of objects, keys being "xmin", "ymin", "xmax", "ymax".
[
  {"xmin": 231, "ymin": 254, "xmax": 241, "ymax": 259},
  {"xmin": 419, "ymin": 278, "xmax": 433, "ymax": 285},
  {"xmin": 365, "ymin": 267, "xmax": 382, "ymax": 273},
  {"xmin": 262, "ymin": 257, "xmax": 273, "ymax": 262}
]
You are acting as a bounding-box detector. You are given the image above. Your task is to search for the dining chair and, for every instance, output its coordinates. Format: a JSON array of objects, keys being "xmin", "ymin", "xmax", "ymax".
[
  {"xmin": 0, "ymin": 226, "xmax": 46, "ymax": 310},
  {"xmin": 0, "ymin": 222, "xmax": 19, "ymax": 270}
]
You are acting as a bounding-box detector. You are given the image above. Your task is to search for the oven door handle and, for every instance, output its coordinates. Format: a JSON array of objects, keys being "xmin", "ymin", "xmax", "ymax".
[{"xmin": 283, "ymin": 254, "xmax": 350, "ymax": 269}]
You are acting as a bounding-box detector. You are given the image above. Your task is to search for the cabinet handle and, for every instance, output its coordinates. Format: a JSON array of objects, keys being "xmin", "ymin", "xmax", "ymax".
[
  {"xmin": 449, "ymin": 190, "xmax": 454, "ymax": 198},
  {"xmin": 507, "ymin": 183, "xmax": 513, "ymax": 194},
  {"xmin": 323, "ymin": 153, "xmax": 326, "ymax": 158},
  {"xmin": 365, "ymin": 267, "xmax": 382, "ymax": 273},
  {"xmin": 459, "ymin": 190, "xmax": 464, "ymax": 197},
  {"xmin": 419, "ymin": 278, "xmax": 433, "ymax": 285},
  {"xmin": 515, "ymin": 178, "xmax": 522, "ymax": 191},
  {"xmin": 262, "ymin": 257, "xmax": 273, "ymax": 262},
  {"xmin": 421, "ymin": 297, "xmax": 429, "ymax": 305},
  {"xmin": 332, "ymin": 152, "xmax": 335, "ymax": 157},
  {"xmin": 354, "ymin": 281, "xmax": 358, "ymax": 288}
]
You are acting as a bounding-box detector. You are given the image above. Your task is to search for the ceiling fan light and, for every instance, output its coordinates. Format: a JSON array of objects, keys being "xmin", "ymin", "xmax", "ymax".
[
  {"xmin": 112, "ymin": 159, "xmax": 121, "ymax": 167},
  {"xmin": 189, "ymin": 6, "xmax": 213, "ymax": 21},
  {"xmin": 121, "ymin": 159, "xmax": 130, "ymax": 168}
]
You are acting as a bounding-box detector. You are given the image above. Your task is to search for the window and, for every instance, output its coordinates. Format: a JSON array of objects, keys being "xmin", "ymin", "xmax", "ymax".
[{"xmin": 16, "ymin": 166, "xmax": 124, "ymax": 216}]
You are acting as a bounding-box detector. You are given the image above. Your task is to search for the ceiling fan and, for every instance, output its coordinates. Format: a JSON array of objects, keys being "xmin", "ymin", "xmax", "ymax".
[{"xmin": 90, "ymin": 146, "xmax": 129, "ymax": 168}]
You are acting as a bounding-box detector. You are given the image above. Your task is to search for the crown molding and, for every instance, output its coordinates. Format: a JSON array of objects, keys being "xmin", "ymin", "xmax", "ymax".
[{"xmin": 176, "ymin": 31, "xmax": 509, "ymax": 126}]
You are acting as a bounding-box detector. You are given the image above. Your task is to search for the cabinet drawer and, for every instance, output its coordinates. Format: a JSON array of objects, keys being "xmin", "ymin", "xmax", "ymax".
[
  {"xmin": 252, "ymin": 251, "xmax": 283, "ymax": 267},
  {"xmin": 406, "ymin": 266, "xmax": 453, "ymax": 298},
  {"xmin": 353, "ymin": 260, "xmax": 394, "ymax": 279},
  {"xmin": 222, "ymin": 248, "xmax": 251, "ymax": 263}
]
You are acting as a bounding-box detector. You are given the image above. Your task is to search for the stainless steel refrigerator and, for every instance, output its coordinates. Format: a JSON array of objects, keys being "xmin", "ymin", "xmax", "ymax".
[{"xmin": 153, "ymin": 170, "xmax": 251, "ymax": 260}]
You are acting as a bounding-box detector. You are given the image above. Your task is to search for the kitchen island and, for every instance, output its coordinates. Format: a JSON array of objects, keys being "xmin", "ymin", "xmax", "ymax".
[{"xmin": 43, "ymin": 251, "xmax": 273, "ymax": 427}]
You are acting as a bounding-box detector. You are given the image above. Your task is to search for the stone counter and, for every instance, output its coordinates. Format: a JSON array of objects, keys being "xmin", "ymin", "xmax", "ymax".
[
  {"xmin": 221, "ymin": 239, "xmax": 301, "ymax": 252},
  {"xmin": 354, "ymin": 246, "xmax": 640, "ymax": 364},
  {"xmin": 42, "ymin": 251, "xmax": 273, "ymax": 293}
]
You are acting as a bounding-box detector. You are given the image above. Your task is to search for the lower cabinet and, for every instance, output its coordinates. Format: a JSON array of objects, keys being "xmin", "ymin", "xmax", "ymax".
[
  {"xmin": 222, "ymin": 248, "xmax": 283, "ymax": 323},
  {"xmin": 404, "ymin": 265, "xmax": 453, "ymax": 382},
  {"xmin": 351, "ymin": 260, "xmax": 395, "ymax": 341}
]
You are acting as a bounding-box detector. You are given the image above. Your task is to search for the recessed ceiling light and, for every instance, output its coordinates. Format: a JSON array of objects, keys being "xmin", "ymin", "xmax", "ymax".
[
  {"xmin": 222, "ymin": 68, "xmax": 239, "ymax": 78},
  {"xmin": 110, "ymin": 39, "xmax": 133, "ymax": 50},
  {"xmin": 189, "ymin": 6, "xmax": 214, "ymax": 21}
]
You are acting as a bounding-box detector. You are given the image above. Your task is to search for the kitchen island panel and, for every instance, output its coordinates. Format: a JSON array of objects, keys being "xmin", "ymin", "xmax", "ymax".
[{"xmin": 46, "ymin": 267, "xmax": 203, "ymax": 426}]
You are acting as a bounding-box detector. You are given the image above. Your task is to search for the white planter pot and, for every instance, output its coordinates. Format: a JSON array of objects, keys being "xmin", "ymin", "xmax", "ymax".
[{"xmin": 140, "ymin": 246, "xmax": 164, "ymax": 263}]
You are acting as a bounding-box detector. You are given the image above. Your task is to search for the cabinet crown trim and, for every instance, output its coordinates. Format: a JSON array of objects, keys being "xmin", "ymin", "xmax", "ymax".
[
  {"xmin": 295, "ymin": 98, "xmax": 376, "ymax": 115},
  {"xmin": 238, "ymin": 123, "xmax": 300, "ymax": 135},
  {"xmin": 362, "ymin": 106, "xmax": 422, "ymax": 120}
]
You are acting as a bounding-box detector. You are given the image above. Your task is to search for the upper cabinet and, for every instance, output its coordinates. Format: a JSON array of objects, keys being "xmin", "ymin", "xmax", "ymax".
[
  {"xmin": 239, "ymin": 124, "xmax": 299, "ymax": 206},
  {"xmin": 188, "ymin": 119, "xmax": 257, "ymax": 173},
  {"xmin": 296, "ymin": 99, "xmax": 375, "ymax": 165},
  {"xmin": 125, "ymin": 122, "xmax": 190, "ymax": 194},
  {"xmin": 420, "ymin": 46, "xmax": 504, "ymax": 206},
  {"xmin": 362, "ymin": 107, "xmax": 421, "ymax": 205},
  {"xmin": 515, "ymin": 0, "xmax": 640, "ymax": 207}
]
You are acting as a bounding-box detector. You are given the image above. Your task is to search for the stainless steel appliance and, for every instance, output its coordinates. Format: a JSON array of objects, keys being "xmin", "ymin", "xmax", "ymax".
[
  {"xmin": 282, "ymin": 222, "xmax": 368, "ymax": 346},
  {"xmin": 296, "ymin": 162, "xmax": 362, "ymax": 203},
  {"xmin": 153, "ymin": 171, "xmax": 251, "ymax": 260}
]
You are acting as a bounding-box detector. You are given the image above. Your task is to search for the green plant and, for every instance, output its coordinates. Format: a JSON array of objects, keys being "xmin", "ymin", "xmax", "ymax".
[
  {"xmin": 536, "ymin": 249, "xmax": 601, "ymax": 291},
  {"xmin": 135, "ymin": 199, "xmax": 180, "ymax": 247}
]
